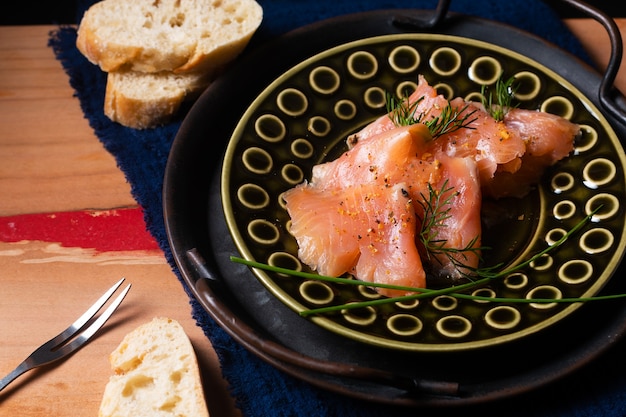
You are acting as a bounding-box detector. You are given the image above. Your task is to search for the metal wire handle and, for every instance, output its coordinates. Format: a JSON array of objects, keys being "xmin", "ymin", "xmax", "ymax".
[{"xmin": 559, "ymin": 0, "xmax": 626, "ymax": 121}]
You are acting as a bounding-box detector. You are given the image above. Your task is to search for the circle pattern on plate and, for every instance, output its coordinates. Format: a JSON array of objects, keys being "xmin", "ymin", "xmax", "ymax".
[{"xmin": 222, "ymin": 34, "xmax": 626, "ymax": 351}]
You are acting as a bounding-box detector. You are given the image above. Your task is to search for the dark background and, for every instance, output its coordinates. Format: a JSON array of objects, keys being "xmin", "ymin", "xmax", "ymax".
[{"xmin": 0, "ymin": 0, "xmax": 623, "ymax": 25}]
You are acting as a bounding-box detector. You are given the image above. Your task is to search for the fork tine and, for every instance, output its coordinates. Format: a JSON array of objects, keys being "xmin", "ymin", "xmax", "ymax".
[
  {"xmin": 47, "ymin": 277, "xmax": 127, "ymax": 349},
  {"xmin": 52, "ymin": 282, "xmax": 131, "ymax": 358}
]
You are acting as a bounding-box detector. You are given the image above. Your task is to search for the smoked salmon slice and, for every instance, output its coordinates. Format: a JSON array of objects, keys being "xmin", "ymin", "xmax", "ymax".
[
  {"xmin": 421, "ymin": 153, "xmax": 482, "ymax": 283},
  {"xmin": 347, "ymin": 74, "xmax": 448, "ymax": 147},
  {"xmin": 284, "ymin": 182, "xmax": 425, "ymax": 297},
  {"xmin": 312, "ymin": 123, "xmax": 438, "ymax": 192},
  {"xmin": 480, "ymin": 108, "xmax": 580, "ymax": 198},
  {"xmin": 285, "ymin": 124, "xmax": 434, "ymax": 296},
  {"xmin": 438, "ymin": 99, "xmax": 526, "ymax": 189}
]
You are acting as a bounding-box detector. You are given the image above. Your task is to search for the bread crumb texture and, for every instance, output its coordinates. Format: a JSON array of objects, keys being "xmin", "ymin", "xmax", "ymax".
[
  {"xmin": 77, "ymin": 0, "xmax": 263, "ymax": 73},
  {"xmin": 98, "ymin": 317, "xmax": 210, "ymax": 417}
]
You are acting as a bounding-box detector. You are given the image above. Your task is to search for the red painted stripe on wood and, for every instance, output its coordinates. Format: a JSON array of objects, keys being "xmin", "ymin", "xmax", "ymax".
[{"xmin": 0, "ymin": 208, "xmax": 159, "ymax": 252}]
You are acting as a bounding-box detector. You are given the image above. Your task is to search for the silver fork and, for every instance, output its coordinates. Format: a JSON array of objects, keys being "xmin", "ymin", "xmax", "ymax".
[{"xmin": 0, "ymin": 278, "xmax": 131, "ymax": 392}]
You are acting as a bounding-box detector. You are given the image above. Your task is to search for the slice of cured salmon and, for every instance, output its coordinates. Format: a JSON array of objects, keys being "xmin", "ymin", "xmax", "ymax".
[
  {"xmin": 347, "ymin": 75, "xmax": 448, "ymax": 147},
  {"xmin": 480, "ymin": 108, "xmax": 580, "ymax": 198},
  {"xmin": 284, "ymin": 182, "xmax": 426, "ymax": 297},
  {"xmin": 285, "ymin": 124, "xmax": 435, "ymax": 296},
  {"xmin": 421, "ymin": 153, "xmax": 482, "ymax": 283},
  {"xmin": 312, "ymin": 123, "xmax": 438, "ymax": 193},
  {"xmin": 438, "ymin": 99, "xmax": 526, "ymax": 189}
]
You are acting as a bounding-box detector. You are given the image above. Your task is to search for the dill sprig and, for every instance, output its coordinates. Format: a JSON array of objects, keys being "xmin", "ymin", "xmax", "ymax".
[
  {"xmin": 418, "ymin": 181, "xmax": 456, "ymax": 252},
  {"xmin": 417, "ymin": 180, "xmax": 487, "ymax": 277},
  {"xmin": 386, "ymin": 92, "xmax": 477, "ymax": 139},
  {"xmin": 424, "ymin": 103, "xmax": 478, "ymax": 139},
  {"xmin": 481, "ymin": 73, "xmax": 519, "ymax": 121},
  {"xmin": 385, "ymin": 92, "xmax": 422, "ymax": 127},
  {"xmin": 230, "ymin": 207, "xmax": 613, "ymax": 317}
]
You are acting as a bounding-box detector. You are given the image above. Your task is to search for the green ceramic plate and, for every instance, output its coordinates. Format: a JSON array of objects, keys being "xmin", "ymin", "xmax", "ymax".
[{"xmin": 221, "ymin": 34, "xmax": 626, "ymax": 352}]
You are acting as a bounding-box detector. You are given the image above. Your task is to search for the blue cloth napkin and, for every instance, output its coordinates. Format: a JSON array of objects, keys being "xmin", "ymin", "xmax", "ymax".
[{"xmin": 49, "ymin": 1, "xmax": 626, "ymax": 416}]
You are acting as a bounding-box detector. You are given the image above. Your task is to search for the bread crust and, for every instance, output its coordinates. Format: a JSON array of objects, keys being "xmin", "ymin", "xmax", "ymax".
[
  {"xmin": 76, "ymin": 26, "xmax": 145, "ymax": 72},
  {"xmin": 104, "ymin": 81, "xmax": 181, "ymax": 129},
  {"xmin": 76, "ymin": 0, "xmax": 263, "ymax": 74},
  {"xmin": 104, "ymin": 70, "xmax": 210, "ymax": 129}
]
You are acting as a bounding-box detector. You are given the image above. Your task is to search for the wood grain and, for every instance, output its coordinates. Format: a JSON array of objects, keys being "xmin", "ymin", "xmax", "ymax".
[
  {"xmin": 0, "ymin": 25, "xmax": 241, "ymax": 417},
  {"xmin": 0, "ymin": 26, "xmax": 136, "ymax": 216}
]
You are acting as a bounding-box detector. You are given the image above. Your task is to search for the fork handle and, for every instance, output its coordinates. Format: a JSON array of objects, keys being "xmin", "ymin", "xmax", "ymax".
[{"xmin": 0, "ymin": 361, "xmax": 31, "ymax": 393}]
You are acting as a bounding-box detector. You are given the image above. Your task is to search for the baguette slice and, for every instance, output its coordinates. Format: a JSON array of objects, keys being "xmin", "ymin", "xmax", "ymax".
[
  {"xmin": 104, "ymin": 70, "xmax": 210, "ymax": 129},
  {"xmin": 98, "ymin": 317, "xmax": 210, "ymax": 417},
  {"xmin": 77, "ymin": 0, "xmax": 263, "ymax": 74}
]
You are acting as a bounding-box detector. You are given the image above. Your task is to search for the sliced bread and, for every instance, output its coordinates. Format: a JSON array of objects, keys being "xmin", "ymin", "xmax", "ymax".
[
  {"xmin": 98, "ymin": 317, "xmax": 210, "ymax": 417},
  {"xmin": 104, "ymin": 70, "xmax": 211, "ymax": 129},
  {"xmin": 76, "ymin": 0, "xmax": 263, "ymax": 74}
]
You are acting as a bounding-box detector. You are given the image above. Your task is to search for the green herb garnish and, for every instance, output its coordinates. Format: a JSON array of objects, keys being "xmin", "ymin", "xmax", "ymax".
[
  {"xmin": 481, "ymin": 73, "xmax": 519, "ymax": 121},
  {"xmin": 416, "ymin": 180, "xmax": 486, "ymax": 276},
  {"xmin": 230, "ymin": 207, "xmax": 619, "ymax": 317},
  {"xmin": 386, "ymin": 92, "xmax": 477, "ymax": 139},
  {"xmin": 423, "ymin": 103, "xmax": 478, "ymax": 139},
  {"xmin": 385, "ymin": 92, "xmax": 422, "ymax": 127}
]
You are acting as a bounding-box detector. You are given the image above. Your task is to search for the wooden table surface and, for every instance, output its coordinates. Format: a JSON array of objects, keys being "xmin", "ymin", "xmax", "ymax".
[{"xmin": 0, "ymin": 19, "xmax": 624, "ymax": 417}]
